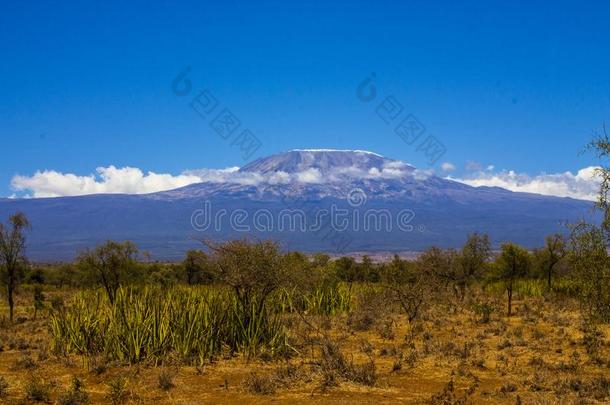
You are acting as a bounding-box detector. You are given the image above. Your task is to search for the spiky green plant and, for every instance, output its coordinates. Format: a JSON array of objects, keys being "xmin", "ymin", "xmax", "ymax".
[{"xmin": 50, "ymin": 285, "xmax": 294, "ymax": 365}]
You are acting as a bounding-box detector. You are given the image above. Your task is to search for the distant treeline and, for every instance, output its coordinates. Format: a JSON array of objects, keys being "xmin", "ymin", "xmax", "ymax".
[
  {"xmin": 8, "ymin": 227, "xmax": 608, "ymax": 322},
  {"xmin": 19, "ymin": 234, "xmax": 558, "ymax": 289}
]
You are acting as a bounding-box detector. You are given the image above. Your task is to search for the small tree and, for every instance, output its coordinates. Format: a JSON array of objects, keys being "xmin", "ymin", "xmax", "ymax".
[
  {"xmin": 576, "ymin": 128, "xmax": 610, "ymax": 322},
  {"xmin": 27, "ymin": 268, "xmax": 45, "ymax": 284},
  {"xmin": 568, "ymin": 222, "xmax": 610, "ymax": 322},
  {"xmin": 77, "ymin": 240, "xmax": 139, "ymax": 304},
  {"xmin": 33, "ymin": 285, "xmax": 45, "ymax": 320},
  {"xmin": 585, "ymin": 124, "xmax": 610, "ymax": 234},
  {"xmin": 381, "ymin": 258, "xmax": 429, "ymax": 324},
  {"xmin": 312, "ymin": 253, "xmax": 331, "ymax": 268},
  {"xmin": 283, "ymin": 251, "xmax": 321, "ymax": 305},
  {"xmin": 182, "ymin": 250, "xmax": 213, "ymax": 285},
  {"xmin": 359, "ymin": 255, "xmax": 376, "ymax": 282},
  {"xmin": 417, "ymin": 246, "xmax": 458, "ymax": 296},
  {"xmin": 0, "ymin": 212, "xmax": 31, "ymax": 322},
  {"xmin": 388, "ymin": 254, "xmax": 409, "ymax": 273},
  {"xmin": 495, "ymin": 243, "xmax": 531, "ymax": 316},
  {"xmin": 334, "ymin": 256, "xmax": 358, "ymax": 283},
  {"xmin": 203, "ymin": 239, "xmax": 289, "ymax": 329},
  {"xmin": 53, "ymin": 264, "xmax": 77, "ymax": 289},
  {"xmin": 455, "ymin": 233, "xmax": 491, "ymax": 299},
  {"xmin": 538, "ymin": 234, "xmax": 566, "ymax": 289}
]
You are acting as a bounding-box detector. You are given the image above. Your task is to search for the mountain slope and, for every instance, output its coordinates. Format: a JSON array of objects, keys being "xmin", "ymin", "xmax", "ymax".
[{"xmin": 0, "ymin": 150, "xmax": 597, "ymax": 261}]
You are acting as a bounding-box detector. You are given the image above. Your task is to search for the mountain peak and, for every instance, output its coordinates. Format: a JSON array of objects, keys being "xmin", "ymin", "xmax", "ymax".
[
  {"xmin": 239, "ymin": 149, "xmax": 405, "ymax": 175},
  {"xmin": 289, "ymin": 149, "xmax": 384, "ymax": 157}
]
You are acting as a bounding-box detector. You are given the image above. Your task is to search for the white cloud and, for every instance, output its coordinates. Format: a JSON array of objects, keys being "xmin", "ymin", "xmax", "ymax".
[
  {"xmin": 441, "ymin": 162, "xmax": 456, "ymax": 172},
  {"xmin": 11, "ymin": 166, "xmax": 205, "ymax": 198},
  {"xmin": 449, "ymin": 166, "xmax": 601, "ymax": 201},
  {"xmin": 296, "ymin": 168, "xmax": 323, "ymax": 183},
  {"xmin": 413, "ymin": 168, "xmax": 435, "ymax": 181},
  {"xmin": 383, "ymin": 161, "xmax": 407, "ymax": 170},
  {"xmin": 267, "ymin": 171, "xmax": 291, "ymax": 185},
  {"xmin": 368, "ymin": 167, "xmax": 402, "ymax": 178},
  {"xmin": 183, "ymin": 167, "xmax": 263, "ymax": 186}
]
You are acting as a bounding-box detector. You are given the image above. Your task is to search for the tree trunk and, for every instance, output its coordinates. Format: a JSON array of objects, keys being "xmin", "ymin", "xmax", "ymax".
[
  {"xmin": 547, "ymin": 265, "xmax": 552, "ymax": 289},
  {"xmin": 507, "ymin": 286, "xmax": 513, "ymax": 317},
  {"xmin": 7, "ymin": 282, "xmax": 14, "ymax": 322},
  {"xmin": 103, "ymin": 282, "xmax": 115, "ymax": 305},
  {"xmin": 455, "ymin": 282, "xmax": 466, "ymax": 301}
]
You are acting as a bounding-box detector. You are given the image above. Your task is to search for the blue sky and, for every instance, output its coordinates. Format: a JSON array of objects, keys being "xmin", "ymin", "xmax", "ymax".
[{"xmin": 1, "ymin": 0, "xmax": 609, "ymax": 198}]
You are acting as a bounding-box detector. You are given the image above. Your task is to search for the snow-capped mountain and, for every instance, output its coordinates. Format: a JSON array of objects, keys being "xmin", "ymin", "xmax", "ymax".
[
  {"xmin": 240, "ymin": 149, "xmax": 391, "ymax": 175},
  {"xmin": 0, "ymin": 150, "xmax": 597, "ymax": 260},
  {"xmin": 157, "ymin": 149, "xmax": 492, "ymax": 201}
]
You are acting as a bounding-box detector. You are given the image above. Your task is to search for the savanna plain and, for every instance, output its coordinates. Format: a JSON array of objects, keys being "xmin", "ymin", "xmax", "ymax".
[{"xmin": 0, "ymin": 232, "xmax": 609, "ymax": 404}]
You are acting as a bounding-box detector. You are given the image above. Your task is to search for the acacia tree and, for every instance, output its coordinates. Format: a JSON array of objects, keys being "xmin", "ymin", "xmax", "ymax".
[
  {"xmin": 283, "ymin": 251, "xmax": 321, "ymax": 306},
  {"xmin": 455, "ymin": 233, "xmax": 491, "ymax": 299},
  {"xmin": 568, "ymin": 222, "xmax": 610, "ymax": 322},
  {"xmin": 577, "ymin": 126, "xmax": 610, "ymax": 322},
  {"xmin": 586, "ymin": 124, "xmax": 610, "ymax": 234},
  {"xmin": 182, "ymin": 249, "xmax": 213, "ymax": 285},
  {"xmin": 203, "ymin": 239, "xmax": 289, "ymax": 327},
  {"xmin": 381, "ymin": 255, "xmax": 431, "ymax": 324},
  {"xmin": 77, "ymin": 240, "xmax": 139, "ymax": 304},
  {"xmin": 539, "ymin": 234, "xmax": 566, "ymax": 289},
  {"xmin": 359, "ymin": 255, "xmax": 376, "ymax": 282},
  {"xmin": 417, "ymin": 246, "xmax": 458, "ymax": 294},
  {"xmin": 0, "ymin": 212, "xmax": 31, "ymax": 322},
  {"xmin": 312, "ymin": 253, "xmax": 331, "ymax": 268},
  {"xmin": 495, "ymin": 242, "xmax": 531, "ymax": 316},
  {"xmin": 334, "ymin": 256, "xmax": 358, "ymax": 283}
]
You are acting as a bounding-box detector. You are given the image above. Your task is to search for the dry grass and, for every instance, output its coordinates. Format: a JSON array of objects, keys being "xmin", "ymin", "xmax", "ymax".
[{"xmin": 0, "ymin": 285, "xmax": 609, "ymax": 404}]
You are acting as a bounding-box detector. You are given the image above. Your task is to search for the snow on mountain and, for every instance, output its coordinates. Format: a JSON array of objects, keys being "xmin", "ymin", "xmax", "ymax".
[{"xmin": 239, "ymin": 149, "xmax": 403, "ymax": 175}]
